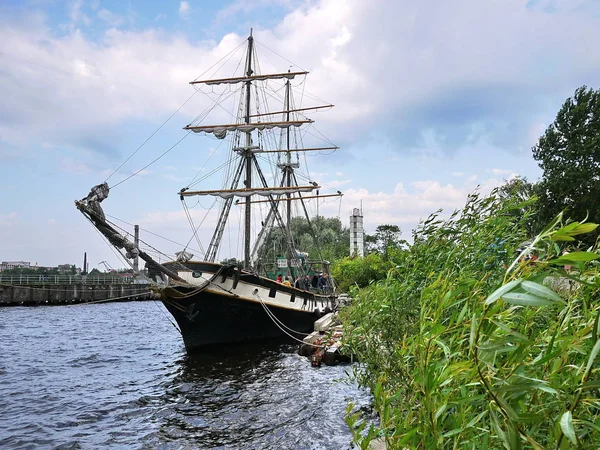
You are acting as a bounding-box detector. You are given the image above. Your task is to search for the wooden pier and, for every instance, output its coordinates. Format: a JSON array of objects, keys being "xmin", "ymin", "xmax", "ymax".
[{"xmin": 0, "ymin": 275, "xmax": 154, "ymax": 306}]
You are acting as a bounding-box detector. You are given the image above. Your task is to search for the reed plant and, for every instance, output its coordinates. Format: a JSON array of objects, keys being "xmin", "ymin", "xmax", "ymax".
[{"xmin": 342, "ymin": 190, "xmax": 600, "ymax": 449}]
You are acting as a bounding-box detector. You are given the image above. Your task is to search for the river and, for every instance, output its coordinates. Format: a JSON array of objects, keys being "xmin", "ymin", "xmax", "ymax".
[{"xmin": 0, "ymin": 301, "xmax": 370, "ymax": 449}]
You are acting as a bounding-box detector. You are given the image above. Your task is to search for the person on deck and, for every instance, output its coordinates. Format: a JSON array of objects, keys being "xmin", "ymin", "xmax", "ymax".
[
  {"xmin": 276, "ymin": 274, "xmax": 282, "ymax": 283},
  {"xmin": 311, "ymin": 274, "xmax": 319, "ymax": 289},
  {"xmin": 318, "ymin": 273, "xmax": 329, "ymax": 293},
  {"xmin": 294, "ymin": 276, "xmax": 303, "ymax": 289},
  {"xmin": 283, "ymin": 277, "xmax": 291, "ymax": 286},
  {"xmin": 304, "ymin": 275, "xmax": 311, "ymax": 290}
]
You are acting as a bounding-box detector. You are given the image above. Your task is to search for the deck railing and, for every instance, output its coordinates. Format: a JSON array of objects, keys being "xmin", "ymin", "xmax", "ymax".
[{"xmin": 0, "ymin": 274, "xmax": 150, "ymax": 285}]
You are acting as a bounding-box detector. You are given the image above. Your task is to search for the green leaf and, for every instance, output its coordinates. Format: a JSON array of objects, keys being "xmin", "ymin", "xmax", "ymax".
[
  {"xmin": 501, "ymin": 292, "xmax": 556, "ymax": 306},
  {"xmin": 593, "ymin": 309, "xmax": 600, "ymax": 342},
  {"xmin": 521, "ymin": 280, "xmax": 565, "ymax": 304},
  {"xmin": 434, "ymin": 403, "xmax": 447, "ymax": 421},
  {"xmin": 582, "ymin": 380, "xmax": 600, "ymax": 390},
  {"xmin": 549, "ymin": 251, "xmax": 600, "ymax": 265},
  {"xmin": 550, "ymin": 234, "xmax": 576, "ymax": 242},
  {"xmin": 570, "ymin": 223, "xmax": 599, "ymax": 235},
  {"xmin": 535, "ymin": 384, "xmax": 559, "ymax": 395},
  {"xmin": 441, "ymin": 428, "xmax": 462, "ymax": 438},
  {"xmin": 490, "ymin": 319, "xmax": 530, "ymax": 342},
  {"xmin": 456, "ymin": 300, "xmax": 469, "ymax": 324},
  {"xmin": 466, "ymin": 411, "xmax": 487, "ymax": 428},
  {"xmin": 584, "ymin": 339, "xmax": 600, "ymax": 380},
  {"xmin": 559, "ymin": 411, "xmax": 577, "ymax": 446},
  {"xmin": 485, "ymin": 279, "xmax": 522, "ymax": 306},
  {"xmin": 490, "ymin": 408, "xmax": 510, "ymax": 450},
  {"xmin": 469, "ymin": 313, "xmax": 477, "ymax": 348}
]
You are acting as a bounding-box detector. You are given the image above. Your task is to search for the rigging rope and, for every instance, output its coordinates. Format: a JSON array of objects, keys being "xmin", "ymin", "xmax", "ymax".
[
  {"xmin": 181, "ymin": 201, "xmax": 206, "ymax": 256},
  {"xmin": 253, "ymin": 291, "xmax": 324, "ymax": 347},
  {"xmin": 104, "ymin": 92, "xmax": 198, "ymax": 184},
  {"xmin": 111, "ymin": 132, "xmax": 192, "ymax": 189},
  {"xmin": 104, "ymin": 38, "xmax": 247, "ymax": 188}
]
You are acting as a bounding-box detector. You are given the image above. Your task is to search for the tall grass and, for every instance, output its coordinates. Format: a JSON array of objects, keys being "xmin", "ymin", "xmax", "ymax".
[{"xmin": 342, "ymin": 191, "xmax": 600, "ymax": 449}]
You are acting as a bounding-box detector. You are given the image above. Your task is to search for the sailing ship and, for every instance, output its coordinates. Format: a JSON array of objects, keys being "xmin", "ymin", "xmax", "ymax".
[{"xmin": 75, "ymin": 30, "xmax": 342, "ymax": 351}]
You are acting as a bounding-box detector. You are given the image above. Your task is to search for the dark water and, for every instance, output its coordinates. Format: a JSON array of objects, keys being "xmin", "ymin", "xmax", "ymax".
[{"xmin": 0, "ymin": 302, "xmax": 370, "ymax": 449}]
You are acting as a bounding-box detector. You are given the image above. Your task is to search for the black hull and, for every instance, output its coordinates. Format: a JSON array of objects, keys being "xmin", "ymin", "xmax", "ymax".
[{"xmin": 162, "ymin": 288, "xmax": 321, "ymax": 351}]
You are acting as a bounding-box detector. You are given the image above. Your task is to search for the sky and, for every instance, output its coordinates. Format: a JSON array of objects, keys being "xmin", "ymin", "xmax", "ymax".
[{"xmin": 1, "ymin": 0, "xmax": 600, "ymax": 270}]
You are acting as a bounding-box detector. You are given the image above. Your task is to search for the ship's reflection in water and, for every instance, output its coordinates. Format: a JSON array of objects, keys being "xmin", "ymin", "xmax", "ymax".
[{"xmin": 0, "ymin": 302, "xmax": 370, "ymax": 450}]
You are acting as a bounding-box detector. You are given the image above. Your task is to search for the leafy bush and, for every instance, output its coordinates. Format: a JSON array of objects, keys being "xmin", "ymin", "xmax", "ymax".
[
  {"xmin": 332, "ymin": 252, "xmax": 394, "ymax": 293},
  {"xmin": 342, "ymin": 190, "xmax": 600, "ymax": 449}
]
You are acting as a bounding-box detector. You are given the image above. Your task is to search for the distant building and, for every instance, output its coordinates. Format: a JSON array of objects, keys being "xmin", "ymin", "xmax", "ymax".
[
  {"xmin": 0, "ymin": 261, "xmax": 31, "ymax": 272},
  {"xmin": 349, "ymin": 208, "xmax": 364, "ymax": 257}
]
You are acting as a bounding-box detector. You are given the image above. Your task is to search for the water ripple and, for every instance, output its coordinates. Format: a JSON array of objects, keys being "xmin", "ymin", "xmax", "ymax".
[{"xmin": 0, "ymin": 302, "xmax": 370, "ymax": 449}]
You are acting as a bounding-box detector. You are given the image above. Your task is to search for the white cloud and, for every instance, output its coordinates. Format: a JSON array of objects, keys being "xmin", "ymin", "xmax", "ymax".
[
  {"xmin": 69, "ymin": 0, "xmax": 91, "ymax": 26},
  {"xmin": 326, "ymin": 178, "xmax": 352, "ymax": 188},
  {"xmin": 179, "ymin": 1, "xmax": 190, "ymax": 17},
  {"xmin": 317, "ymin": 175, "xmax": 507, "ymax": 237},
  {"xmin": 490, "ymin": 168, "xmax": 513, "ymax": 176},
  {"xmin": 2, "ymin": 0, "xmax": 599, "ymax": 157},
  {"xmin": 60, "ymin": 158, "xmax": 93, "ymax": 174},
  {"xmin": 98, "ymin": 9, "xmax": 124, "ymax": 27},
  {"xmin": 0, "ymin": 212, "xmax": 18, "ymax": 226}
]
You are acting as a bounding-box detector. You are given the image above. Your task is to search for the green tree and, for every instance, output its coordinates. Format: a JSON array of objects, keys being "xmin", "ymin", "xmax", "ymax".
[
  {"xmin": 497, "ymin": 176, "xmax": 537, "ymax": 235},
  {"xmin": 373, "ymin": 224, "xmax": 404, "ymax": 259},
  {"xmin": 532, "ymin": 86, "xmax": 600, "ymax": 244},
  {"xmin": 256, "ymin": 216, "xmax": 349, "ymax": 272},
  {"xmin": 364, "ymin": 233, "xmax": 377, "ymax": 254}
]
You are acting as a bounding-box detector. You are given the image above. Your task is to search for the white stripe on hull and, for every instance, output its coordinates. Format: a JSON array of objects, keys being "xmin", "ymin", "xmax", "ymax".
[{"xmin": 174, "ymin": 269, "xmax": 329, "ymax": 313}]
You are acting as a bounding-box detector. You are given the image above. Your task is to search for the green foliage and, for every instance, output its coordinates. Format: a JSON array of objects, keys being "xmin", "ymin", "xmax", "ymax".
[
  {"xmin": 331, "ymin": 252, "xmax": 394, "ymax": 293},
  {"xmin": 1, "ymin": 265, "xmax": 77, "ymax": 276},
  {"xmin": 256, "ymin": 216, "xmax": 349, "ymax": 268},
  {"xmin": 374, "ymin": 224, "xmax": 405, "ymax": 258},
  {"xmin": 341, "ymin": 188, "xmax": 600, "ymax": 449},
  {"xmin": 364, "ymin": 224, "xmax": 406, "ymax": 258},
  {"xmin": 532, "ymin": 85, "xmax": 600, "ymax": 246}
]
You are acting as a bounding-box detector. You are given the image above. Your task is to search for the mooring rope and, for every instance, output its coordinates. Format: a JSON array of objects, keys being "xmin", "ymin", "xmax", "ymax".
[
  {"xmin": 69, "ymin": 291, "xmax": 154, "ymax": 305},
  {"xmin": 253, "ymin": 291, "xmax": 325, "ymax": 348}
]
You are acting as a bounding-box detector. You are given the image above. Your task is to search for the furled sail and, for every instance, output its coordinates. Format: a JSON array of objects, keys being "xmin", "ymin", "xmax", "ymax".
[
  {"xmin": 179, "ymin": 185, "xmax": 320, "ymax": 199},
  {"xmin": 184, "ymin": 120, "xmax": 313, "ymax": 139},
  {"xmin": 190, "ymin": 71, "xmax": 308, "ymax": 86}
]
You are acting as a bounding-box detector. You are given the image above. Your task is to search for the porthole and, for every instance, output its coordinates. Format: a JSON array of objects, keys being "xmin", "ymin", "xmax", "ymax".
[{"xmin": 192, "ymin": 271, "xmax": 203, "ymax": 278}]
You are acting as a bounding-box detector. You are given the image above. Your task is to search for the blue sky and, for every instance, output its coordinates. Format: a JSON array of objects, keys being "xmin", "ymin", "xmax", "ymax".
[{"xmin": 1, "ymin": 0, "xmax": 599, "ymax": 269}]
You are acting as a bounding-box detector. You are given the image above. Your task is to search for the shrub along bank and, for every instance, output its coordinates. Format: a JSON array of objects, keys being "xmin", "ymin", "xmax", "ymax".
[{"xmin": 341, "ymin": 190, "xmax": 600, "ymax": 449}]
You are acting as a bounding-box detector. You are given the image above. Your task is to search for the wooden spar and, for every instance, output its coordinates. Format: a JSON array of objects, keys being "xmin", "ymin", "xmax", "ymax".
[
  {"xmin": 256, "ymin": 146, "xmax": 338, "ymax": 154},
  {"xmin": 243, "ymin": 31, "xmax": 254, "ymax": 269},
  {"xmin": 190, "ymin": 71, "xmax": 309, "ymax": 85},
  {"xmin": 183, "ymin": 120, "xmax": 313, "ymax": 132},
  {"xmin": 235, "ymin": 193, "xmax": 342, "ymax": 205},
  {"xmin": 179, "ymin": 185, "xmax": 321, "ymax": 197},
  {"xmin": 248, "ymin": 105, "xmax": 334, "ymax": 118}
]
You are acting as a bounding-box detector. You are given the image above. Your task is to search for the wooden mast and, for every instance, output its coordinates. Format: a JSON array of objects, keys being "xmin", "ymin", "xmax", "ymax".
[
  {"xmin": 243, "ymin": 29, "xmax": 254, "ymax": 269},
  {"xmin": 285, "ymin": 73, "xmax": 293, "ymax": 278}
]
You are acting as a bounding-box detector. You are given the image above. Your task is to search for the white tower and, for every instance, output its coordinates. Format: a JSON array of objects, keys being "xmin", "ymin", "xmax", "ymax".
[{"xmin": 349, "ymin": 207, "xmax": 364, "ymax": 257}]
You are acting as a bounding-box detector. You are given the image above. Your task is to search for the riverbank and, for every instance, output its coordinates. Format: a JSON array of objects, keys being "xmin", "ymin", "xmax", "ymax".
[{"xmin": 337, "ymin": 192, "xmax": 600, "ymax": 448}]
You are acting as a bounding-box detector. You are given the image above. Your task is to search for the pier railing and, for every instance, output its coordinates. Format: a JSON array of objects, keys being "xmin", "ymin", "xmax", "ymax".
[{"xmin": 0, "ymin": 274, "xmax": 149, "ymax": 286}]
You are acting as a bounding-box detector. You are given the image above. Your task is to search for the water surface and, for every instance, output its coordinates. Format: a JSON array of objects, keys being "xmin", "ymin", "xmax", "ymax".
[{"xmin": 0, "ymin": 302, "xmax": 369, "ymax": 449}]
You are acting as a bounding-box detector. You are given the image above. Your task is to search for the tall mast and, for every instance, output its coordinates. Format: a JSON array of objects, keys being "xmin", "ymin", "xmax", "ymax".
[
  {"xmin": 243, "ymin": 30, "xmax": 254, "ymax": 269},
  {"xmin": 284, "ymin": 75, "xmax": 292, "ymax": 234}
]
